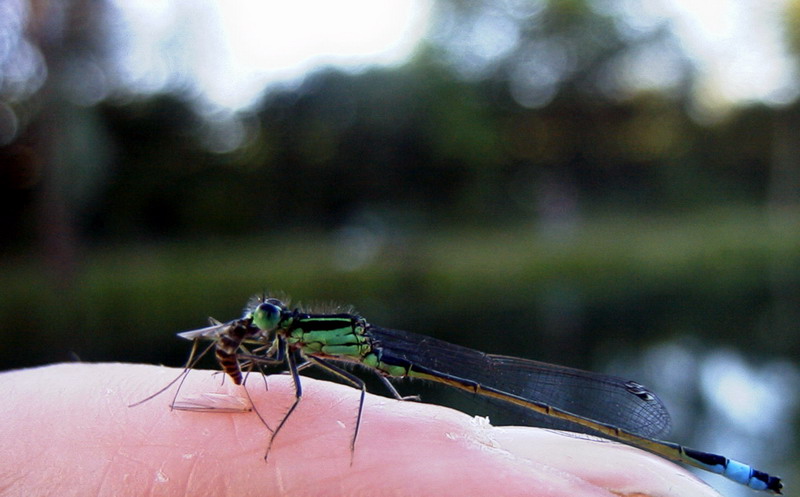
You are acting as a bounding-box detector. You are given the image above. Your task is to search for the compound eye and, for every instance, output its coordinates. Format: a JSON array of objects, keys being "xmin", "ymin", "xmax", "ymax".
[{"xmin": 253, "ymin": 302, "xmax": 282, "ymax": 330}]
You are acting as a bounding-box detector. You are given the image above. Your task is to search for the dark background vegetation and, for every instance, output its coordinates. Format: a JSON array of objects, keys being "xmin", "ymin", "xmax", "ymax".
[{"xmin": 1, "ymin": 1, "xmax": 798, "ymax": 494}]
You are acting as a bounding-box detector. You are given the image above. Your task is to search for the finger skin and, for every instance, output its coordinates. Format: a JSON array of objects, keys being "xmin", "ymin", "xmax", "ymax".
[{"xmin": 0, "ymin": 363, "xmax": 721, "ymax": 497}]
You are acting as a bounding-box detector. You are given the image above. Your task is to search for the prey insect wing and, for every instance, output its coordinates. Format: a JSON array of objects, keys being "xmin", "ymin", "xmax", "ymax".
[
  {"xmin": 176, "ymin": 317, "xmax": 229, "ymax": 340},
  {"xmin": 172, "ymin": 392, "xmax": 253, "ymax": 413}
]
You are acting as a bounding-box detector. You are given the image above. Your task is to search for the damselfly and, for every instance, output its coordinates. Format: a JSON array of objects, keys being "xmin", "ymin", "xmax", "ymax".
[{"xmin": 150, "ymin": 295, "xmax": 785, "ymax": 494}]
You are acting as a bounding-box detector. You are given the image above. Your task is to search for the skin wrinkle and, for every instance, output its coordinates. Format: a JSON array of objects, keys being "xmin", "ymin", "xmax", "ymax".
[
  {"xmin": 223, "ymin": 392, "xmax": 255, "ymax": 455},
  {"xmin": 129, "ymin": 369, "xmax": 247, "ymax": 497},
  {"xmin": 181, "ymin": 451, "xmax": 202, "ymax": 497},
  {"xmin": 270, "ymin": 458, "xmax": 288, "ymax": 496},
  {"xmin": 96, "ymin": 450, "xmax": 121, "ymax": 497},
  {"xmin": 177, "ymin": 400, "xmax": 271, "ymax": 497},
  {"xmin": 0, "ymin": 469, "xmax": 27, "ymax": 495},
  {"xmin": 171, "ymin": 446, "xmax": 209, "ymax": 497},
  {"xmin": 128, "ymin": 378, "xmax": 182, "ymax": 441},
  {"xmin": 105, "ymin": 442, "xmax": 163, "ymax": 497}
]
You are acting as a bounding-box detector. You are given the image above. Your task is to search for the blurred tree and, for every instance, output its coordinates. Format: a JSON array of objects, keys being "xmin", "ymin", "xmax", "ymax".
[
  {"xmin": 0, "ymin": 0, "xmax": 792, "ymax": 244},
  {"xmin": 427, "ymin": 0, "xmax": 690, "ymax": 105}
]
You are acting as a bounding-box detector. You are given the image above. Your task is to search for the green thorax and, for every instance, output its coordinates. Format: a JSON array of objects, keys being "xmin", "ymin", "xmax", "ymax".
[{"xmin": 285, "ymin": 312, "xmax": 372, "ymax": 360}]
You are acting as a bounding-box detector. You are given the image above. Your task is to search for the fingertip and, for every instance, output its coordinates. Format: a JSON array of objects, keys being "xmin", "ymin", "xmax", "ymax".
[{"xmin": 490, "ymin": 427, "xmax": 723, "ymax": 497}]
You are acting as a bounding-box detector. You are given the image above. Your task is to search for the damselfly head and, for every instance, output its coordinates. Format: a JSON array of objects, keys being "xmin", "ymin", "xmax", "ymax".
[{"xmin": 252, "ymin": 300, "xmax": 287, "ymax": 331}]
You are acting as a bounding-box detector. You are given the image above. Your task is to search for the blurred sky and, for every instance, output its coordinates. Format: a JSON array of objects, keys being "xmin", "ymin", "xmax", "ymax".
[
  {"xmin": 104, "ymin": 0, "xmax": 798, "ymax": 117},
  {"xmin": 109, "ymin": 0, "xmax": 434, "ymax": 111},
  {"xmin": 601, "ymin": 0, "xmax": 797, "ymax": 114}
]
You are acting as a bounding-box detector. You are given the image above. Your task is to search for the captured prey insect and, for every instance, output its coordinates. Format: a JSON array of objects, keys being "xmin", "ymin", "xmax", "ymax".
[
  {"xmin": 144, "ymin": 295, "xmax": 784, "ymax": 494},
  {"xmin": 127, "ymin": 320, "xmax": 263, "ymax": 414}
]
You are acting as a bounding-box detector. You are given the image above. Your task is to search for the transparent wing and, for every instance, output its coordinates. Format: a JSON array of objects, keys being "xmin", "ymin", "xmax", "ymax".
[
  {"xmin": 176, "ymin": 318, "xmax": 230, "ymax": 340},
  {"xmin": 367, "ymin": 325, "xmax": 671, "ymax": 439},
  {"xmin": 171, "ymin": 392, "xmax": 253, "ymax": 413}
]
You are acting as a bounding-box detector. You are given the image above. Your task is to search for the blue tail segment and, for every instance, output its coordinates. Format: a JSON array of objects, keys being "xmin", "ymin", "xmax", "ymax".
[{"xmin": 683, "ymin": 448, "xmax": 782, "ymax": 494}]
